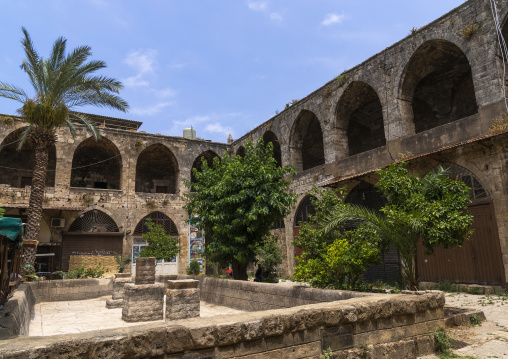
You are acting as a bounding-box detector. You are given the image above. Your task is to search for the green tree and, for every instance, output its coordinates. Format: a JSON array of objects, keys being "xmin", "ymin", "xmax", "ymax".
[
  {"xmin": 324, "ymin": 162, "xmax": 473, "ymax": 290},
  {"xmin": 184, "ymin": 139, "xmax": 296, "ymax": 280},
  {"xmin": 0, "ymin": 28, "xmax": 128, "ymax": 261},
  {"xmin": 292, "ymin": 188, "xmax": 385, "ymax": 289},
  {"xmin": 254, "ymin": 234, "xmax": 283, "ymax": 282},
  {"xmin": 138, "ymin": 219, "xmax": 180, "ymax": 261}
]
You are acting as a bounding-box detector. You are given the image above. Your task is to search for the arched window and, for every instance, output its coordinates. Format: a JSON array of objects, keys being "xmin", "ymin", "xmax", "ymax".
[
  {"xmin": 337, "ymin": 82, "xmax": 386, "ymax": 156},
  {"xmin": 135, "ymin": 144, "xmax": 179, "ymax": 194},
  {"xmin": 0, "ymin": 128, "xmax": 56, "ymax": 187},
  {"xmin": 434, "ymin": 163, "xmax": 488, "ymax": 203},
  {"xmin": 400, "ymin": 40, "xmax": 478, "ymax": 133},
  {"xmin": 191, "ymin": 150, "xmax": 219, "ymax": 184},
  {"xmin": 262, "ymin": 131, "xmax": 282, "ymax": 167},
  {"xmin": 133, "ymin": 211, "xmax": 179, "ymax": 236},
  {"xmin": 294, "ymin": 196, "xmax": 316, "ymax": 227},
  {"xmin": 68, "ymin": 210, "xmax": 119, "ymax": 232},
  {"xmin": 290, "ymin": 111, "xmax": 325, "ymax": 172},
  {"xmin": 70, "ymin": 137, "xmax": 122, "ymax": 189},
  {"xmin": 236, "ymin": 146, "xmax": 245, "ymax": 158}
]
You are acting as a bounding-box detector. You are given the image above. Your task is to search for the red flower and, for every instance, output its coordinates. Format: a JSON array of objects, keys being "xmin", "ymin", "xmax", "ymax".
[{"xmin": 89, "ymin": 268, "xmax": 92, "ymax": 270}]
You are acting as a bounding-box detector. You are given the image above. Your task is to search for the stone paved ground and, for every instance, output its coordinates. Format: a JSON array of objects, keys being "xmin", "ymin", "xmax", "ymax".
[
  {"xmin": 29, "ymin": 296, "xmax": 245, "ymax": 336},
  {"xmin": 421, "ymin": 292, "xmax": 508, "ymax": 359}
]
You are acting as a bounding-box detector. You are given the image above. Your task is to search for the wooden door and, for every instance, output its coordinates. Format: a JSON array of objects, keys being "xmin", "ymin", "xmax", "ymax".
[{"xmin": 417, "ymin": 201, "xmax": 505, "ymax": 285}]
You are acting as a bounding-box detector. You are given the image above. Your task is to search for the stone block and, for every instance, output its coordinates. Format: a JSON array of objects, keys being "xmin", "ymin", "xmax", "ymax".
[
  {"xmin": 122, "ymin": 283, "xmax": 164, "ymax": 322},
  {"xmin": 135, "ymin": 257, "xmax": 156, "ymax": 285},
  {"xmin": 242, "ymin": 320, "xmax": 263, "ymax": 341},
  {"xmin": 216, "ymin": 322, "xmax": 243, "ymax": 346},
  {"xmin": 167, "ymin": 279, "xmax": 199, "ymax": 289},
  {"xmin": 106, "ymin": 298, "xmax": 123, "ymax": 309},
  {"xmin": 166, "ymin": 286, "xmax": 200, "ymax": 321}
]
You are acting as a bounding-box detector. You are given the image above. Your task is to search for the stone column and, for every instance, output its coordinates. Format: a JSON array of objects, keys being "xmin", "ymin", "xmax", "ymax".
[
  {"xmin": 166, "ymin": 279, "xmax": 200, "ymax": 321},
  {"xmin": 106, "ymin": 272, "xmax": 132, "ymax": 309},
  {"xmin": 122, "ymin": 258, "xmax": 164, "ymax": 322}
]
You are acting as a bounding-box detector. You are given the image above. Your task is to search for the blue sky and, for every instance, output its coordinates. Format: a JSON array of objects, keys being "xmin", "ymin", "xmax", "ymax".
[{"xmin": 0, "ymin": 1, "xmax": 464, "ymax": 143}]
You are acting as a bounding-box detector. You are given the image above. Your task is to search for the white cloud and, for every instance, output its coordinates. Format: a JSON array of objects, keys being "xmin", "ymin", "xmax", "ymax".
[
  {"xmin": 321, "ymin": 13, "xmax": 346, "ymax": 26},
  {"xmin": 270, "ymin": 12, "xmax": 283, "ymax": 21},
  {"xmin": 123, "ymin": 49, "xmax": 157, "ymax": 88},
  {"xmin": 247, "ymin": 1, "xmax": 267, "ymax": 11},
  {"xmin": 153, "ymin": 87, "xmax": 177, "ymax": 99},
  {"xmin": 206, "ymin": 122, "xmax": 234, "ymax": 137},
  {"xmin": 130, "ymin": 102, "xmax": 173, "ymax": 116}
]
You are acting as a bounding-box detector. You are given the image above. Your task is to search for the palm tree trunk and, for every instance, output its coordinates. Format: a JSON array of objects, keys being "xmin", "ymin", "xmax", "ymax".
[{"xmin": 22, "ymin": 140, "xmax": 49, "ymax": 273}]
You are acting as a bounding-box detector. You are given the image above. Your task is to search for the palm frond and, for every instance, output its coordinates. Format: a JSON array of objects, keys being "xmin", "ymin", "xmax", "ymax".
[
  {"xmin": 67, "ymin": 90, "xmax": 129, "ymax": 112},
  {"xmin": 69, "ymin": 112, "xmax": 100, "ymax": 139},
  {"xmin": 16, "ymin": 125, "xmax": 32, "ymax": 151},
  {"xmin": 20, "ymin": 27, "xmax": 44, "ymax": 94},
  {"xmin": 0, "ymin": 82, "xmax": 28, "ymax": 103},
  {"xmin": 65, "ymin": 117, "xmax": 77, "ymax": 138}
]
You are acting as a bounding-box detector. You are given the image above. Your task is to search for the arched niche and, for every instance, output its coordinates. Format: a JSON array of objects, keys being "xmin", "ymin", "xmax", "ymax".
[
  {"xmin": 337, "ymin": 82, "xmax": 386, "ymax": 156},
  {"xmin": 236, "ymin": 146, "xmax": 245, "ymax": 158},
  {"xmin": 293, "ymin": 195, "xmax": 316, "ymax": 227},
  {"xmin": 133, "ymin": 211, "xmax": 179, "ymax": 236},
  {"xmin": 70, "ymin": 137, "xmax": 122, "ymax": 190},
  {"xmin": 0, "ymin": 128, "xmax": 56, "ymax": 187},
  {"xmin": 135, "ymin": 144, "xmax": 179, "ymax": 194},
  {"xmin": 262, "ymin": 131, "xmax": 282, "ymax": 167},
  {"xmin": 191, "ymin": 150, "xmax": 219, "ymax": 184},
  {"xmin": 431, "ymin": 163, "xmax": 489, "ymax": 203},
  {"xmin": 345, "ymin": 181, "xmax": 386, "ymax": 211},
  {"xmin": 400, "ymin": 40, "xmax": 478, "ymax": 134},
  {"xmin": 290, "ymin": 110, "xmax": 325, "ymax": 172},
  {"xmin": 68, "ymin": 210, "xmax": 119, "ymax": 232}
]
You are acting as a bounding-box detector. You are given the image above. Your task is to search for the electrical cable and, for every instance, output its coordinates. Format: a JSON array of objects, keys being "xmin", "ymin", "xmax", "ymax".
[
  {"xmin": 489, "ymin": 0, "xmax": 508, "ymax": 111},
  {"xmin": 0, "ymin": 153, "xmax": 122, "ymax": 172}
]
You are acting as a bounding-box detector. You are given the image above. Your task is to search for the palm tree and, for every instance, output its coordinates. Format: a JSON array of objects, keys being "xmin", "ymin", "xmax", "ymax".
[{"xmin": 0, "ymin": 28, "xmax": 128, "ymax": 270}]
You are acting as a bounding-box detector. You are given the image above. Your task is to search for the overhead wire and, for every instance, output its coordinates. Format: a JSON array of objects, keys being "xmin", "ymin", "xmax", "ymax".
[
  {"xmin": 489, "ymin": 0, "xmax": 508, "ymax": 111},
  {"xmin": 0, "ymin": 153, "xmax": 122, "ymax": 172}
]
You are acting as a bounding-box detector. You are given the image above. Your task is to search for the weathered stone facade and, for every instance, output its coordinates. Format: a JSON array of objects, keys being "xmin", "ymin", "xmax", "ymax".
[{"xmin": 1, "ymin": 0, "xmax": 508, "ymax": 282}]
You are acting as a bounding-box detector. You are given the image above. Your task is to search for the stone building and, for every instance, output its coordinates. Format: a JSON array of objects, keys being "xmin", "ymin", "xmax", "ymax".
[{"xmin": 1, "ymin": 0, "xmax": 507, "ymax": 284}]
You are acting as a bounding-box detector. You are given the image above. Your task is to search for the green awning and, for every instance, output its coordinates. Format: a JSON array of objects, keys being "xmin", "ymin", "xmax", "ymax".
[{"xmin": 0, "ymin": 217, "xmax": 23, "ymax": 249}]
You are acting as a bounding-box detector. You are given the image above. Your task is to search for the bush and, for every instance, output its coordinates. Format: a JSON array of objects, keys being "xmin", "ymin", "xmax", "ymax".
[
  {"xmin": 433, "ymin": 329, "xmax": 453, "ymax": 353},
  {"xmin": 255, "ymin": 235, "xmax": 283, "ymax": 282},
  {"xmin": 113, "ymin": 252, "xmax": 131, "ymax": 273},
  {"xmin": 187, "ymin": 260, "xmax": 201, "ymax": 275},
  {"xmin": 66, "ymin": 263, "xmax": 107, "ymax": 279}
]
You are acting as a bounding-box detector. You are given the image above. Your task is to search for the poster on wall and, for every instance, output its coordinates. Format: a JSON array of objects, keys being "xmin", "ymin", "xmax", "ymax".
[{"xmin": 189, "ymin": 217, "xmax": 204, "ymax": 271}]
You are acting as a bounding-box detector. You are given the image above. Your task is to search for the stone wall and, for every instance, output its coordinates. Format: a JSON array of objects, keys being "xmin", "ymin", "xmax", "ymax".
[
  {"xmin": 26, "ymin": 278, "xmax": 113, "ymax": 303},
  {"xmin": 0, "ymin": 284, "xmax": 35, "ymax": 339},
  {"xmin": 167, "ymin": 276, "xmax": 371, "ymax": 311},
  {"xmin": 0, "ymin": 291, "xmax": 445, "ymax": 358}
]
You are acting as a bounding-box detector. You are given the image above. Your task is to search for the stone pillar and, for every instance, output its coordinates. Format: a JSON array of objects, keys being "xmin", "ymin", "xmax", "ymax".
[
  {"xmin": 135, "ymin": 257, "xmax": 156, "ymax": 284},
  {"xmin": 166, "ymin": 279, "xmax": 200, "ymax": 321},
  {"xmin": 106, "ymin": 272, "xmax": 132, "ymax": 309},
  {"xmin": 122, "ymin": 258, "xmax": 164, "ymax": 322}
]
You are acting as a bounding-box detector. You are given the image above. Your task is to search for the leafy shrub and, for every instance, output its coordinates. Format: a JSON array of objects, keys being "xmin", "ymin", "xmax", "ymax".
[
  {"xmin": 255, "ymin": 235, "xmax": 283, "ymax": 282},
  {"xmin": 469, "ymin": 313, "xmax": 482, "ymax": 326},
  {"xmin": 187, "ymin": 260, "xmax": 201, "ymax": 275},
  {"xmin": 433, "ymin": 329, "xmax": 453, "ymax": 353},
  {"xmin": 138, "ymin": 218, "xmax": 179, "ymax": 261},
  {"xmin": 114, "ymin": 252, "xmax": 131, "ymax": 273},
  {"xmin": 66, "ymin": 263, "xmax": 107, "ymax": 279}
]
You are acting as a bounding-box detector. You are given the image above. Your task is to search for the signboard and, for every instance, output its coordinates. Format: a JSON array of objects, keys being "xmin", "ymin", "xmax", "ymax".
[{"xmin": 189, "ymin": 217, "xmax": 204, "ymax": 271}]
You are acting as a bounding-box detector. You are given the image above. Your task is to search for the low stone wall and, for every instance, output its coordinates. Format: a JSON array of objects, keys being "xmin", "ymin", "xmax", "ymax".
[
  {"xmin": 0, "ymin": 291, "xmax": 445, "ymax": 358},
  {"xmin": 0, "ymin": 284, "xmax": 35, "ymax": 339},
  {"xmin": 161, "ymin": 275, "xmax": 370, "ymax": 311},
  {"xmin": 26, "ymin": 278, "xmax": 113, "ymax": 303}
]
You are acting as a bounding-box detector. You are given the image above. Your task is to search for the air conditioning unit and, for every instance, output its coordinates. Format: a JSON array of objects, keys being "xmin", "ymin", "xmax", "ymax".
[{"xmin": 51, "ymin": 218, "xmax": 65, "ymax": 228}]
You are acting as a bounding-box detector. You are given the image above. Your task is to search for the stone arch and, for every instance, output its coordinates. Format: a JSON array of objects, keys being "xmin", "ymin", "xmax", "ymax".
[
  {"xmin": 400, "ymin": 39, "xmax": 478, "ymax": 134},
  {"xmin": 135, "ymin": 144, "xmax": 179, "ymax": 194},
  {"xmin": 428, "ymin": 163, "xmax": 489, "ymax": 203},
  {"xmin": 262, "ymin": 131, "xmax": 282, "ymax": 167},
  {"xmin": 68, "ymin": 209, "xmax": 119, "ymax": 232},
  {"xmin": 0, "ymin": 127, "xmax": 57, "ymax": 187},
  {"xmin": 236, "ymin": 146, "xmax": 245, "ymax": 158},
  {"xmin": 345, "ymin": 181, "xmax": 386, "ymax": 211},
  {"xmin": 293, "ymin": 195, "xmax": 316, "ymax": 227},
  {"xmin": 133, "ymin": 211, "xmax": 179, "ymax": 236},
  {"xmin": 191, "ymin": 150, "xmax": 220, "ymax": 184},
  {"xmin": 337, "ymin": 81, "xmax": 386, "ymax": 156},
  {"xmin": 70, "ymin": 137, "xmax": 122, "ymax": 190},
  {"xmin": 289, "ymin": 110, "xmax": 325, "ymax": 172}
]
